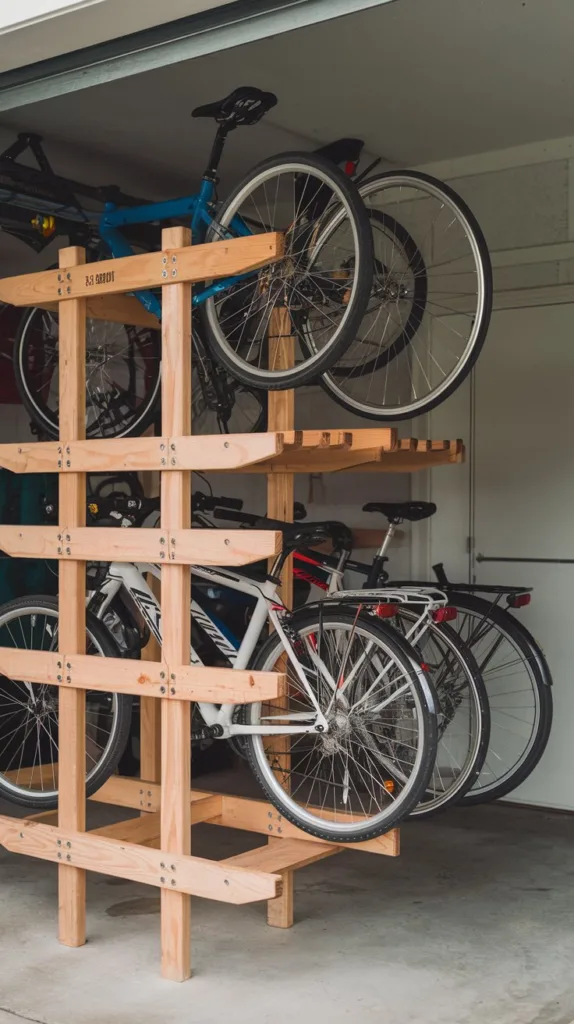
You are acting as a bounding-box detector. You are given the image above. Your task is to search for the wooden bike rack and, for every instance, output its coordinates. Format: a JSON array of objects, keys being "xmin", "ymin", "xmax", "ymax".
[{"xmin": 0, "ymin": 231, "xmax": 465, "ymax": 980}]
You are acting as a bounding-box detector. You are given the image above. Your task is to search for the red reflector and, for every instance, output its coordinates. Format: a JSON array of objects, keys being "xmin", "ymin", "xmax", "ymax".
[
  {"xmin": 344, "ymin": 160, "xmax": 356, "ymax": 176},
  {"xmin": 374, "ymin": 603, "xmax": 398, "ymax": 618},
  {"xmin": 432, "ymin": 606, "xmax": 457, "ymax": 623},
  {"xmin": 508, "ymin": 593, "xmax": 531, "ymax": 608}
]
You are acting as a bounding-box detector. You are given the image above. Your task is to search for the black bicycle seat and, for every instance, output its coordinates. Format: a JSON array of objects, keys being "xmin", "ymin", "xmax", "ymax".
[
  {"xmin": 363, "ymin": 501, "xmax": 437, "ymax": 523},
  {"xmin": 192, "ymin": 87, "xmax": 277, "ymax": 126}
]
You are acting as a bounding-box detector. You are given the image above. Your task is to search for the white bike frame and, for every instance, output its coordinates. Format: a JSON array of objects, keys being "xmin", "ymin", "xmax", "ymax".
[{"xmin": 90, "ymin": 560, "xmax": 329, "ymax": 739}]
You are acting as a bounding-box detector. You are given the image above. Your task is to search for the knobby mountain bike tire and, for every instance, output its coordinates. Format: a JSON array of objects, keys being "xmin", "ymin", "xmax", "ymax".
[
  {"xmin": 0, "ymin": 596, "xmax": 132, "ymax": 809},
  {"xmin": 243, "ymin": 607, "xmax": 438, "ymax": 843}
]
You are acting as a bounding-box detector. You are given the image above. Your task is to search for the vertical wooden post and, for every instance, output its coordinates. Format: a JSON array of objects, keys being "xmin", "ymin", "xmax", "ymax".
[
  {"xmin": 159, "ymin": 227, "xmax": 192, "ymax": 981},
  {"xmin": 57, "ymin": 246, "xmax": 87, "ymax": 947},
  {"xmin": 140, "ymin": 432, "xmax": 162, "ymax": 788},
  {"xmin": 266, "ymin": 306, "xmax": 295, "ymax": 929}
]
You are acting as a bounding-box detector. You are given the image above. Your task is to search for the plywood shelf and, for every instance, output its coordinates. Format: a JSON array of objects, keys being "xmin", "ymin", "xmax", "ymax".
[{"xmin": 0, "ymin": 431, "xmax": 464, "ymax": 476}]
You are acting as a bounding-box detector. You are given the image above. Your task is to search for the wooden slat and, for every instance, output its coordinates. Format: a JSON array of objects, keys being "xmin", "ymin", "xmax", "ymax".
[
  {"xmin": 57, "ymin": 244, "xmax": 87, "ymax": 950},
  {"xmin": 0, "ymin": 525, "xmax": 281, "ymax": 566},
  {"xmin": 170, "ymin": 666, "xmax": 283, "ymax": 704},
  {"xmin": 42, "ymin": 294, "xmax": 160, "ymax": 329},
  {"xmin": 140, "ymin": 572, "xmax": 162, "ymax": 793},
  {"xmin": 213, "ymin": 793, "xmax": 400, "ymax": 857},
  {"xmin": 90, "ymin": 813, "xmax": 163, "ymax": 843},
  {"xmin": 0, "ymin": 233, "xmax": 283, "ymax": 308},
  {"xmin": 224, "ymin": 838, "xmax": 339, "ymax": 873},
  {"xmin": 159, "ymin": 225, "xmax": 192, "ymax": 982},
  {"xmin": 172, "ymin": 432, "xmax": 283, "ymax": 470},
  {"xmin": 0, "ymin": 817, "xmax": 280, "ymax": 905}
]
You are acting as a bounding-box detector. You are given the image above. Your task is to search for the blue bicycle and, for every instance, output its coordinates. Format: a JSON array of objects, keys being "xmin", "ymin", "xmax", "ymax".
[{"xmin": 11, "ymin": 87, "xmax": 373, "ymax": 439}]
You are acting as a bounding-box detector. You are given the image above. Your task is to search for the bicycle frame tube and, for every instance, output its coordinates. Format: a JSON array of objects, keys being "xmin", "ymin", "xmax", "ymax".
[
  {"xmin": 93, "ymin": 562, "xmax": 327, "ymax": 737},
  {"xmin": 98, "ymin": 189, "xmax": 260, "ymax": 320}
]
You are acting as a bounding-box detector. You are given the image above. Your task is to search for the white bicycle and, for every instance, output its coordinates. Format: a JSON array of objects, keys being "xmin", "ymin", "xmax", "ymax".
[{"xmin": 0, "ymin": 495, "xmax": 438, "ymax": 843}]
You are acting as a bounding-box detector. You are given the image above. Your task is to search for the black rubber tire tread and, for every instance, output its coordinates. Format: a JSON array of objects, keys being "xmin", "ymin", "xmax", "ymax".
[
  {"xmin": 400, "ymin": 617, "xmax": 491, "ymax": 817},
  {"xmin": 320, "ymin": 168, "xmax": 493, "ymax": 421},
  {"xmin": 201, "ymin": 152, "xmax": 374, "ymax": 391},
  {"xmin": 0, "ymin": 596, "xmax": 133, "ymax": 809},
  {"xmin": 243, "ymin": 607, "xmax": 437, "ymax": 843},
  {"xmin": 448, "ymin": 593, "xmax": 553, "ymax": 805},
  {"xmin": 14, "ymin": 306, "xmax": 161, "ymax": 440}
]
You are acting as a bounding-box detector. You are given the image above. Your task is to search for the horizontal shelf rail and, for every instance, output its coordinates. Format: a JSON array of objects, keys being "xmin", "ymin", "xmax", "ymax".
[
  {"xmin": 0, "ymin": 233, "xmax": 283, "ymax": 308},
  {"xmin": 0, "ymin": 431, "xmax": 464, "ymax": 475},
  {"xmin": 0, "ymin": 648, "xmax": 283, "ymax": 703},
  {"xmin": 0, "ymin": 526, "xmax": 280, "ymax": 565},
  {"xmin": 0, "ymin": 817, "xmax": 281, "ymax": 905}
]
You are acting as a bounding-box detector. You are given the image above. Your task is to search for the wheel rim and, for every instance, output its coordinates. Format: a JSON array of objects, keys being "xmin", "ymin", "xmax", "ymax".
[
  {"xmin": 248, "ymin": 617, "xmax": 429, "ymax": 838},
  {"xmin": 204, "ymin": 161, "xmax": 363, "ymax": 383},
  {"xmin": 396, "ymin": 614, "xmax": 484, "ymax": 814},
  {"xmin": 0, "ymin": 606, "xmax": 120, "ymax": 800},
  {"xmin": 17, "ymin": 308, "xmax": 161, "ymax": 439},
  {"xmin": 322, "ymin": 173, "xmax": 489, "ymax": 418},
  {"xmin": 453, "ymin": 607, "xmax": 542, "ymax": 798}
]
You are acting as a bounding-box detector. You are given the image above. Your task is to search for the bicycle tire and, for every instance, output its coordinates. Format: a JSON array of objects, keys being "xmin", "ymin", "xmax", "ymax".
[
  {"xmin": 445, "ymin": 593, "xmax": 553, "ymax": 805},
  {"xmin": 243, "ymin": 607, "xmax": 437, "ymax": 843},
  {"xmin": 14, "ymin": 306, "xmax": 161, "ymax": 440},
  {"xmin": 0, "ymin": 596, "xmax": 133, "ymax": 809},
  {"xmin": 320, "ymin": 169, "xmax": 493, "ymax": 421},
  {"xmin": 392, "ymin": 612, "xmax": 490, "ymax": 817},
  {"xmin": 202, "ymin": 152, "xmax": 373, "ymax": 391}
]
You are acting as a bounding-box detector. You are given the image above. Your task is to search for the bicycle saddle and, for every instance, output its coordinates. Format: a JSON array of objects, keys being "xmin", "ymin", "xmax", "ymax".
[
  {"xmin": 363, "ymin": 501, "xmax": 437, "ymax": 523},
  {"xmin": 192, "ymin": 87, "xmax": 277, "ymax": 126}
]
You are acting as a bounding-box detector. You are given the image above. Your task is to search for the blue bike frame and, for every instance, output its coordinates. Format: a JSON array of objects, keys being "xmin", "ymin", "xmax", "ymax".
[{"xmin": 99, "ymin": 177, "xmax": 253, "ymax": 321}]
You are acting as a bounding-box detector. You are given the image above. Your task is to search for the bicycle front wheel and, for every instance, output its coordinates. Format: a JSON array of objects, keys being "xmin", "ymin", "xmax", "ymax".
[
  {"xmin": 243, "ymin": 607, "xmax": 437, "ymax": 843},
  {"xmin": 320, "ymin": 170, "xmax": 493, "ymax": 420},
  {"xmin": 0, "ymin": 597, "xmax": 132, "ymax": 809},
  {"xmin": 202, "ymin": 152, "xmax": 373, "ymax": 391}
]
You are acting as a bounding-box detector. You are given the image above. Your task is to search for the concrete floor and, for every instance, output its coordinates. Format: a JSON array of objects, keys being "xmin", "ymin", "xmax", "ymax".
[{"xmin": 1, "ymin": 796, "xmax": 574, "ymax": 1024}]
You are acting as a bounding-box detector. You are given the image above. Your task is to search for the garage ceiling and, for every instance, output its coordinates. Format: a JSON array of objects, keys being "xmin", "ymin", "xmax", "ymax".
[{"xmin": 0, "ymin": 0, "xmax": 573, "ymax": 196}]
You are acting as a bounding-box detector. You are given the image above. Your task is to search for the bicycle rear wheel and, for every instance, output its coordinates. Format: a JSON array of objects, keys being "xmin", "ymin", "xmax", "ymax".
[
  {"xmin": 202, "ymin": 152, "xmax": 373, "ymax": 391},
  {"xmin": 243, "ymin": 607, "xmax": 437, "ymax": 843},
  {"xmin": 445, "ymin": 593, "xmax": 553, "ymax": 804},
  {"xmin": 14, "ymin": 307, "xmax": 161, "ymax": 439},
  {"xmin": 320, "ymin": 170, "xmax": 493, "ymax": 420},
  {"xmin": 393, "ymin": 610, "xmax": 490, "ymax": 816},
  {"xmin": 0, "ymin": 596, "xmax": 132, "ymax": 809}
]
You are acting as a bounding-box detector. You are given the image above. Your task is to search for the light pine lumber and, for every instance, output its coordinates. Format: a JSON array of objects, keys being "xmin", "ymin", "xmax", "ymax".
[
  {"xmin": 0, "ymin": 817, "xmax": 280, "ymax": 904},
  {"xmin": 140, "ymin": 574, "xmax": 162, "ymax": 791},
  {"xmin": 266, "ymin": 306, "xmax": 295, "ymax": 930},
  {"xmin": 42, "ymin": 293, "xmax": 160, "ymax": 328},
  {"xmin": 57, "ymin": 245, "xmax": 87, "ymax": 949},
  {"xmin": 223, "ymin": 837, "xmax": 339, "ymax": 873},
  {"xmin": 0, "ymin": 233, "xmax": 283, "ymax": 307},
  {"xmin": 159, "ymin": 226, "xmax": 192, "ymax": 982}
]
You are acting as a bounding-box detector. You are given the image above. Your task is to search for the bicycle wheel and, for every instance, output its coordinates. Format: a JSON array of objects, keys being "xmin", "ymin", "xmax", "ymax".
[
  {"xmin": 202, "ymin": 152, "xmax": 373, "ymax": 391},
  {"xmin": 393, "ymin": 610, "xmax": 490, "ymax": 816},
  {"xmin": 14, "ymin": 306, "xmax": 161, "ymax": 439},
  {"xmin": 243, "ymin": 607, "xmax": 437, "ymax": 843},
  {"xmin": 0, "ymin": 596, "xmax": 132, "ymax": 809},
  {"xmin": 445, "ymin": 593, "xmax": 553, "ymax": 804},
  {"xmin": 320, "ymin": 170, "xmax": 493, "ymax": 420},
  {"xmin": 192, "ymin": 337, "xmax": 266, "ymax": 434}
]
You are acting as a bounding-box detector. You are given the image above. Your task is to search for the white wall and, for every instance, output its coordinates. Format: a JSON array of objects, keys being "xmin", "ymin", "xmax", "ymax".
[{"xmin": 419, "ymin": 134, "xmax": 574, "ymax": 810}]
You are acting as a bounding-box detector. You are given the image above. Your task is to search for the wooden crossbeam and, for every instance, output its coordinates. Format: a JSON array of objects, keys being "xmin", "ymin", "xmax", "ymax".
[
  {"xmin": 0, "ymin": 525, "xmax": 280, "ymax": 565},
  {"xmin": 43, "ymin": 294, "xmax": 160, "ymax": 329},
  {"xmin": 0, "ymin": 648, "xmax": 283, "ymax": 702},
  {"xmin": 0, "ymin": 816, "xmax": 280, "ymax": 905},
  {"xmin": 90, "ymin": 779, "xmax": 400, "ymax": 857},
  {"xmin": 223, "ymin": 837, "xmax": 340, "ymax": 873},
  {"xmin": 0, "ymin": 233, "xmax": 283, "ymax": 309}
]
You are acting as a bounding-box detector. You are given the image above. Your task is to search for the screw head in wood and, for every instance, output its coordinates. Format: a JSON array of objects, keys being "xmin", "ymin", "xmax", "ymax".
[
  {"xmin": 57, "ymin": 839, "xmax": 62, "ymax": 846},
  {"xmin": 140, "ymin": 789, "xmax": 144, "ymax": 795},
  {"xmin": 160, "ymin": 862, "xmax": 165, "ymax": 869},
  {"xmin": 57, "ymin": 661, "xmax": 62, "ymax": 668},
  {"xmin": 19, "ymin": 832, "xmax": 23, "ymax": 839},
  {"xmin": 224, "ymin": 879, "xmax": 230, "ymax": 886},
  {"xmin": 160, "ymin": 443, "xmax": 165, "ymax": 451},
  {"xmin": 147, "ymin": 791, "xmax": 152, "ymax": 796},
  {"xmin": 170, "ymin": 879, "xmax": 176, "ymax": 886},
  {"xmin": 66, "ymin": 272, "xmax": 71, "ymax": 281},
  {"xmin": 57, "ymin": 675, "xmax": 62, "ymax": 681},
  {"xmin": 160, "ymin": 552, "xmax": 165, "ymax": 558},
  {"xmin": 170, "ymin": 538, "xmax": 175, "ymax": 545},
  {"xmin": 172, "ymin": 255, "xmax": 177, "ymax": 263},
  {"xmin": 57, "ymin": 548, "xmax": 62, "ymax": 555},
  {"xmin": 170, "ymin": 864, "xmax": 176, "ymax": 871},
  {"xmin": 225, "ymin": 539, "xmax": 230, "ymax": 546},
  {"xmin": 66, "ymin": 460, "xmax": 71, "ymax": 467},
  {"xmin": 57, "ymin": 852, "xmax": 61, "ymax": 859},
  {"xmin": 66, "ymin": 663, "xmax": 71, "ymax": 669},
  {"xmin": 58, "ymin": 461, "xmax": 62, "ymax": 468},
  {"xmin": 66, "ymin": 854, "xmax": 71, "ymax": 861},
  {"xmin": 171, "ymin": 458, "xmax": 176, "ymax": 465},
  {"xmin": 161, "ymin": 458, "xmax": 166, "ymax": 465},
  {"xmin": 170, "ymin": 443, "xmax": 175, "ymax": 450},
  {"xmin": 170, "ymin": 687, "xmax": 175, "ymax": 695},
  {"xmin": 162, "ymin": 270, "xmax": 168, "ymax": 279},
  {"xmin": 160, "ymin": 876, "xmax": 165, "ymax": 884},
  {"xmin": 57, "ymin": 534, "xmax": 62, "ymax": 540},
  {"xmin": 65, "ymin": 535, "xmax": 70, "ymax": 542},
  {"xmin": 172, "ymin": 269, "xmax": 177, "ymax": 277},
  {"xmin": 170, "ymin": 674, "xmax": 175, "ymax": 681},
  {"xmin": 66, "ymin": 548, "xmax": 71, "ymax": 555},
  {"xmin": 66, "ymin": 841, "xmax": 71, "ymax": 848},
  {"xmin": 162, "ymin": 256, "xmax": 167, "ymax": 264},
  {"xmin": 57, "ymin": 288, "xmax": 62, "ymax": 296},
  {"xmin": 160, "ymin": 671, "xmax": 165, "ymax": 679},
  {"xmin": 66, "ymin": 286, "xmax": 71, "ymax": 294},
  {"xmin": 66, "ymin": 676, "xmax": 71, "ymax": 682},
  {"xmin": 160, "ymin": 537, "xmax": 165, "ymax": 544},
  {"xmin": 268, "ymin": 812, "xmax": 273, "ymax": 818},
  {"xmin": 57, "ymin": 273, "xmax": 62, "ymax": 282},
  {"xmin": 160, "ymin": 685, "xmax": 166, "ymax": 694},
  {"xmin": 268, "ymin": 825, "xmax": 273, "ymax": 831}
]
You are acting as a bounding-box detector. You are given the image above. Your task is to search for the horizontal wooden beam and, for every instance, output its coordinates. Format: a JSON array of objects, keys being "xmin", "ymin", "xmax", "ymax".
[
  {"xmin": 0, "ymin": 816, "xmax": 280, "ymax": 904},
  {"xmin": 223, "ymin": 837, "xmax": 340, "ymax": 873},
  {"xmin": 0, "ymin": 525, "xmax": 280, "ymax": 565},
  {"xmin": 91, "ymin": 778, "xmax": 400, "ymax": 857},
  {"xmin": 43, "ymin": 294, "xmax": 160, "ymax": 329},
  {"xmin": 0, "ymin": 233, "xmax": 283, "ymax": 308},
  {"xmin": 0, "ymin": 648, "xmax": 282, "ymax": 703}
]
